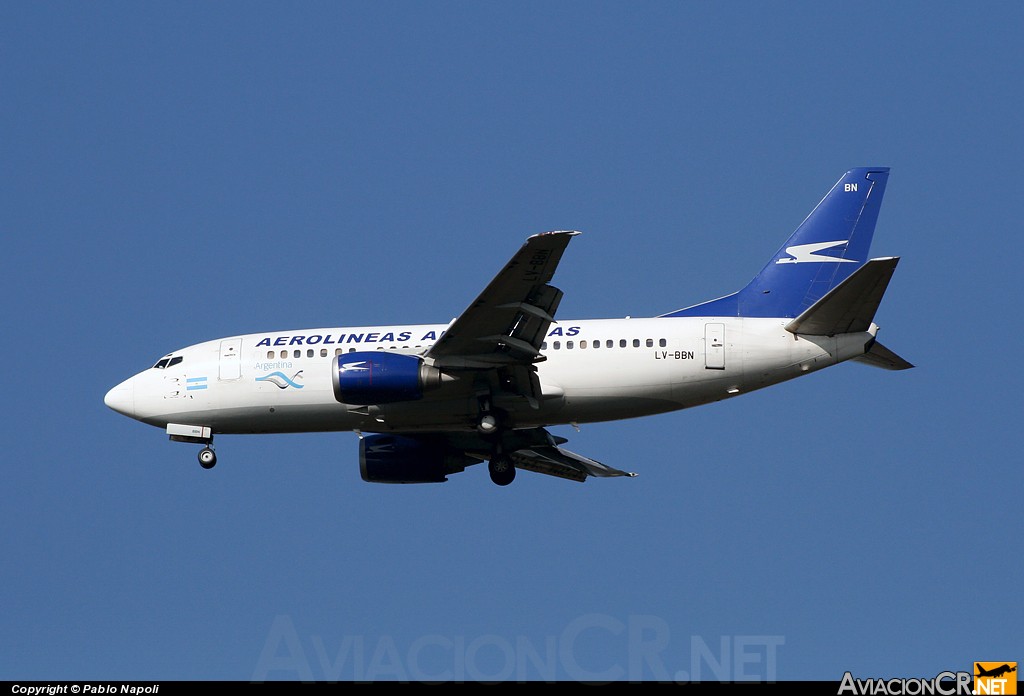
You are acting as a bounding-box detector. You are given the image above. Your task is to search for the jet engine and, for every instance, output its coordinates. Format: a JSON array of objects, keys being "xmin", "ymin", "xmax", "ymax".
[
  {"xmin": 333, "ymin": 352, "xmax": 446, "ymax": 404},
  {"xmin": 359, "ymin": 434, "xmax": 473, "ymax": 484}
]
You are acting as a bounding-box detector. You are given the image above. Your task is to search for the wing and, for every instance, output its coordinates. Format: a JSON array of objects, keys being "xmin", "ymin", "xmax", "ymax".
[
  {"xmin": 426, "ymin": 230, "xmax": 578, "ymax": 370},
  {"xmin": 510, "ymin": 435, "xmax": 638, "ymax": 482},
  {"xmin": 417, "ymin": 232, "xmax": 637, "ymax": 483}
]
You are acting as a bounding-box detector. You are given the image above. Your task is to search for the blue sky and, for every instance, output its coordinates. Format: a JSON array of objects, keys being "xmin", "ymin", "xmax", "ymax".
[{"xmin": 2, "ymin": 1, "xmax": 1021, "ymax": 682}]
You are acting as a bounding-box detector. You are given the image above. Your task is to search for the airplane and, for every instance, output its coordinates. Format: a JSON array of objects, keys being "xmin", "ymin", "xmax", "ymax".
[
  {"xmin": 104, "ymin": 167, "xmax": 912, "ymax": 486},
  {"xmin": 975, "ymin": 664, "xmax": 1017, "ymax": 679}
]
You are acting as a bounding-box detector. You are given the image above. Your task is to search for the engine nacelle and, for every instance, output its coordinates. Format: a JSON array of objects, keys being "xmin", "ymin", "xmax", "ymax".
[
  {"xmin": 333, "ymin": 352, "xmax": 445, "ymax": 404},
  {"xmin": 359, "ymin": 434, "xmax": 471, "ymax": 484}
]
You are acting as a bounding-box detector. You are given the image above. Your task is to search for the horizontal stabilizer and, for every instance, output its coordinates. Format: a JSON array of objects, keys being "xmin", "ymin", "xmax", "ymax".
[
  {"xmin": 852, "ymin": 341, "xmax": 914, "ymax": 370},
  {"xmin": 785, "ymin": 257, "xmax": 900, "ymax": 336}
]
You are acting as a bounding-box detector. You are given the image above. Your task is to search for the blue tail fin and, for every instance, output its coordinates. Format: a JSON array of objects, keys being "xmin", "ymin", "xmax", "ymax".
[{"xmin": 663, "ymin": 167, "xmax": 890, "ymax": 319}]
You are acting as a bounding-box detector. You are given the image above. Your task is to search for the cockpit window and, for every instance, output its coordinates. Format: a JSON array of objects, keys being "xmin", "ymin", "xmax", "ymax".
[{"xmin": 153, "ymin": 356, "xmax": 184, "ymax": 369}]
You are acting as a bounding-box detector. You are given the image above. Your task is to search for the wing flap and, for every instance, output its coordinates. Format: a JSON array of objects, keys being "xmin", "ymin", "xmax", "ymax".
[{"xmin": 511, "ymin": 445, "xmax": 637, "ymax": 483}]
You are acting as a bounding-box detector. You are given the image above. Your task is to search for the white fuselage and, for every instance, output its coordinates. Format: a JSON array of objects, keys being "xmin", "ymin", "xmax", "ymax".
[{"xmin": 106, "ymin": 316, "xmax": 875, "ymax": 436}]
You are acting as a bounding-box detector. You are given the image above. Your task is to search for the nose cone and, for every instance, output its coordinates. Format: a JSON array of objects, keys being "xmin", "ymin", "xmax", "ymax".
[{"xmin": 104, "ymin": 377, "xmax": 136, "ymax": 417}]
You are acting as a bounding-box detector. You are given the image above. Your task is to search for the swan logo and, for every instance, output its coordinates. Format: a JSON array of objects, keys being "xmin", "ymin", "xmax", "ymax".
[
  {"xmin": 256, "ymin": 370, "xmax": 304, "ymax": 389},
  {"xmin": 776, "ymin": 240, "xmax": 857, "ymax": 264}
]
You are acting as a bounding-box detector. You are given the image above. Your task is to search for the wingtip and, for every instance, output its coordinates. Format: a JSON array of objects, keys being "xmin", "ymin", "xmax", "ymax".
[{"xmin": 530, "ymin": 230, "xmax": 582, "ymax": 239}]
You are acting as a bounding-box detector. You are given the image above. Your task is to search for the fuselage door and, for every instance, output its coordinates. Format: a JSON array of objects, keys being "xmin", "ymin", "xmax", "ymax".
[
  {"xmin": 219, "ymin": 338, "xmax": 242, "ymax": 380},
  {"xmin": 705, "ymin": 323, "xmax": 725, "ymax": 370}
]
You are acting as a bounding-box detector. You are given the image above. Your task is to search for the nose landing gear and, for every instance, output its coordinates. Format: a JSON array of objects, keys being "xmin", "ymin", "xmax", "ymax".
[
  {"xmin": 198, "ymin": 447, "xmax": 217, "ymax": 469},
  {"xmin": 167, "ymin": 424, "xmax": 218, "ymax": 470}
]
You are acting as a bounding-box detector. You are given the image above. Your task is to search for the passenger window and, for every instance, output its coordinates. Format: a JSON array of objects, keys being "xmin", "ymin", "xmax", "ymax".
[
  {"xmin": 293, "ymin": 350, "xmax": 301, "ymax": 358},
  {"xmin": 659, "ymin": 338, "xmax": 667, "ymax": 347},
  {"xmin": 307, "ymin": 349, "xmax": 314, "ymax": 358},
  {"xmin": 266, "ymin": 351, "xmax": 274, "ymax": 359},
  {"xmin": 646, "ymin": 339, "xmax": 653, "ymax": 347},
  {"xmin": 592, "ymin": 340, "xmax": 599, "ymax": 349},
  {"xmin": 541, "ymin": 342, "xmax": 548, "ymax": 350},
  {"xmin": 567, "ymin": 341, "xmax": 574, "ymax": 349},
  {"xmin": 320, "ymin": 348, "xmax": 328, "ymax": 357},
  {"xmin": 280, "ymin": 350, "xmax": 287, "ymax": 359},
  {"xmin": 553, "ymin": 341, "xmax": 560, "ymax": 350},
  {"xmin": 619, "ymin": 339, "xmax": 626, "ymax": 348},
  {"xmin": 580, "ymin": 340, "xmax": 587, "ymax": 349},
  {"xmin": 606, "ymin": 340, "xmax": 613, "ymax": 348},
  {"xmin": 335, "ymin": 348, "xmax": 343, "ymax": 356},
  {"xmin": 632, "ymin": 339, "xmax": 640, "ymax": 347}
]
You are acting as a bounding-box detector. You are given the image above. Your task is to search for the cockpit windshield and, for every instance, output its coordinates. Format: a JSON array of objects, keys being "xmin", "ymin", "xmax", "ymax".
[{"xmin": 152, "ymin": 356, "xmax": 184, "ymax": 369}]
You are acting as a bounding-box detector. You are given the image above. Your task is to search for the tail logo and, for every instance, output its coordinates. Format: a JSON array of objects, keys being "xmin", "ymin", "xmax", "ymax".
[{"xmin": 776, "ymin": 240, "xmax": 857, "ymax": 265}]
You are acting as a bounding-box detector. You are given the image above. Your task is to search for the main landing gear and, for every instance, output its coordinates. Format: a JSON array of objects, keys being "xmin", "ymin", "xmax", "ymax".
[
  {"xmin": 488, "ymin": 452, "xmax": 516, "ymax": 486},
  {"xmin": 477, "ymin": 398, "xmax": 516, "ymax": 486}
]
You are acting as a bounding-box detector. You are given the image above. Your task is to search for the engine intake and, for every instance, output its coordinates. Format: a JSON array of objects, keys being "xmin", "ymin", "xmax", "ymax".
[{"xmin": 333, "ymin": 352, "xmax": 446, "ymax": 404}]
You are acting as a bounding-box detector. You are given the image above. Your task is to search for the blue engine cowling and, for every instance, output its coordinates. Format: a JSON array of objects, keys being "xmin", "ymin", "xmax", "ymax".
[
  {"xmin": 359, "ymin": 434, "xmax": 471, "ymax": 484},
  {"xmin": 333, "ymin": 352, "xmax": 445, "ymax": 404}
]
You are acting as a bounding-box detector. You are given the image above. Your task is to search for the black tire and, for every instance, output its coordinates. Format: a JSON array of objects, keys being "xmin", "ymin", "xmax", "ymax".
[
  {"xmin": 198, "ymin": 448, "xmax": 217, "ymax": 469},
  {"xmin": 488, "ymin": 456, "xmax": 516, "ymax": 486}
]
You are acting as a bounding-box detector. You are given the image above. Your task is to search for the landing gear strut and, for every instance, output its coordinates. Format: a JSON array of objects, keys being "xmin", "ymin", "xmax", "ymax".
[
  {"xmin": 477, "ymin": 395, "xmax": 516, "ymax": 485},
  {"xmin": 198, "ymin": 447, "xmax": 217, "ymax": 469}
]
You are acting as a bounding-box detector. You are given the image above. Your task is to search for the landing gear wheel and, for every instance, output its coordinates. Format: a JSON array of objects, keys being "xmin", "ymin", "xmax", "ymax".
[
  {"xmin": 198, "ymin": 447, "xmax": 217, "ymax": 469},
  {"xmin": 488, "ymin": 455, "xmax": 516, "ymax": 486}
]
